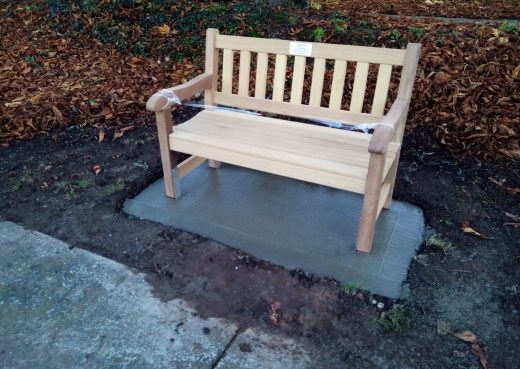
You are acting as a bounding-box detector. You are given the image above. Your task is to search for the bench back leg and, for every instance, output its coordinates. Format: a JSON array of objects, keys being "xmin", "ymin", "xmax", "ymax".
[
  {"xmin": 155, "ymin": 109, "xmax": 181, "ymax": 198},
  {"xmin": 356, "ymin": 153, "xmax": 385, "ymax": 253}
]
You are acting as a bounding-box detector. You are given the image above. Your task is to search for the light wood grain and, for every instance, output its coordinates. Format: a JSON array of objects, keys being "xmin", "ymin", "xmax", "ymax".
[
  {"xmin": 222, "ymin": 49, "xmax": 234, "ymax": 94},
  {"xmin": 156, "ymin": 109, "xmax": 179, "ymax": 198},
  {"xmin": 178, "ymin": 156, "xmax": 207, "ymax": 178},
  {"xmin": 238, "ymin": 50, "xmax": 251, "ymax": 97},
  {"xmin": 329, "ymin": 59, "xmax": 347, "ymax": 110},
  {"xmin": 356, "ymin": 153, "xmax": 385, "ymax": 253},
  {"xmin": 204, "ymin": 28, "xmax": 219, "ymax": 105},
  {"xmin": 290, "ymin": 56, "xmax": 306, "ymax": 104},
  {"xmin": 371, "ymin": 64, "xmax": 393, "ymax": 115},
  {"xmin": 216, "ymin": 34, "xmax": 406, "ymax": 65},
  {"xmin": 350, "ymin": 62, "xmax": 369, "ymax": 113},
  {"xmin": 272, "ymin": 54, "xmax": 287, "ymax": 102},
  {"xmin": 309, "ymin": 58, "xmax": 326, "ymax": 107},
  {"xmin": 255, "ymin": 52, "xmax": 269, "ymax": 99},
  {"xmin": 213, "ymin": 93, "xmax": 383, "ymax": 124}
]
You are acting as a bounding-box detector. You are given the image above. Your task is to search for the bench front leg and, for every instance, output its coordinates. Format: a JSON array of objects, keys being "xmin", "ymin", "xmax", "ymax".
[
  {"xmin": 356, "ymin": 153, "xmax": 386, "ymax": 253},
  {"xmin": 155, "ymin": 109, "xmax": 181, "ymax": 198}
]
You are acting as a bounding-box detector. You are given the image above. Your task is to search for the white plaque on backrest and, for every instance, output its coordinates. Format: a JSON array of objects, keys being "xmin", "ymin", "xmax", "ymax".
[{"xmin": 289, "ymin": 42, "xmax": 313, "ymax": 57}]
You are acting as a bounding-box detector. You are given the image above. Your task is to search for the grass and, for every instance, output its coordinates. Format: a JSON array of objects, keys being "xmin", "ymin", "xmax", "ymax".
[
  {"xmin": 378, "ymin": 304, "xmax": 410, "ymax": 332},
  {"xmin": 132, "ymin": 160, "xmax": 149, "ymax": 170},
  {"xmin": 53, "ymin": 177, "xmax": 94, "ymax": 200},
  {"xmin": 103, "ymin": 178, "xmax": 125, "ymax": 194},
  {"xmin": 340, "ymin": 282, "xmax": 359, "ymax": 295},
  {"xmin": 426, "ymin": 234, "xmax": 455, "ymax": 255},
  {"xmin": 10, "ymin": 169, "xmax": 37, "ymax": 190}
]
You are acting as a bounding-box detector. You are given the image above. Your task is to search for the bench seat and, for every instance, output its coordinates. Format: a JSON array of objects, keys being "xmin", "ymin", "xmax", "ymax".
[{"xmin": 170, "ymin": 109, "xmax": 400, "ymax": 194}]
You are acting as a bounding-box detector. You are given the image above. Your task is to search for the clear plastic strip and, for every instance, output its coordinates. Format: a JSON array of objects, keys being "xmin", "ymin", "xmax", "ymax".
[{"xmin": 156, "ymin": 89, "xmax": 393, "ymax": 133}]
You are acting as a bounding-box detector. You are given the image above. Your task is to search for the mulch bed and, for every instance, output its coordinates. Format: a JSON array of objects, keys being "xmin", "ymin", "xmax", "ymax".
[
  {"xmin": 0, "ymin": 1, "xmax": 518, "ymax": 160},
  {"xmin": 323, "ymin": 0, "xmax": 520, "ymax": 19}
]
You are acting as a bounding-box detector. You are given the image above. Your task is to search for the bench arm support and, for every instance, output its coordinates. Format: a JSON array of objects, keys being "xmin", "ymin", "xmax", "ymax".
[
  {"xmin": 146, "ymin": 73, "xmax": 214, "ymax": 112},
  {"xmin": 368, "ymin": 97, "xmax": 410, "ymax": 154}
]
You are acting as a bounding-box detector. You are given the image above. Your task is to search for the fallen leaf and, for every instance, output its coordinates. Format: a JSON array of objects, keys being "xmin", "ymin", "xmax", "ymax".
[
  {"xmin": 98, "ymin": 130, "xmax": 105, "ymax": 143},
  {"xmin": 461, "ymin": 222, "xmax": 491, "ymax": 240},
  {"xmin": 453, "ymin": 330, "xmax": 478, "ymax": 343},
  {"xmin": 437, "ymin": 320, "xmax": 452, "ymax": 335},
  {"xmin": 113, "ymin": 125, "xmax": 134, "ymax": 140},
  {"xmin": 507, "ymin": 187, "xmax": 520, "ymax": 195},
  {"xmin": 158, "ymin": 24, "xmax": 170, "ymax": 36},
  {"xmin": 93, "ymin": 164, "xmax": 102, "ymax": 176},
  {"xmin": 268, "ymin": 299, "xmax": 282, "ymax": 326},
  {"xmin": 505, "ymin": 223, "xmax": 520, "ymax": 228},
  {"xmin": 487, "ymin": 177, "xmax": 503, "ymax": 186},
  {"xmin": 505, "ymin": 212, "xmax": 520, "ymax": 222},
  {"xmin": 471, "ymin": 342, "xmax": 490, "ymax": 369}
]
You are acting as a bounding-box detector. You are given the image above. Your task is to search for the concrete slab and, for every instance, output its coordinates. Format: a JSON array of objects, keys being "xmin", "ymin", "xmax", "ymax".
[
  {"xmin": 124, "ymin": 164, "xmax": 424, "ymax": 299},
  {"xmin": 215, "ymin": 328, "xmax": 312, "ymax": 369},
  {"xmin": 0, "ymin": 222, "xmax": 237, "ymax": 369}
]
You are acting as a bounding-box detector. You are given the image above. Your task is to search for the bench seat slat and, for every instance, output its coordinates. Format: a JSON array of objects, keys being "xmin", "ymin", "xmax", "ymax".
[{"xmin": 169, "ymin": 110, "xmax": 398, "ymax": 192}]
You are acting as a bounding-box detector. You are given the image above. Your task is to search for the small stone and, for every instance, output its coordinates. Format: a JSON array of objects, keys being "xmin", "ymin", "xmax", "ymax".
[
  {"xmin": 238, "ymin": 343, "xmax": 252, "ymax": 353},
  {"xmin": 377, "ymin": 302, "xmax": 384, "ymax": 309},
  {"xmin": 202, "ymin": 327, "xmax": 211, "ymax": 335},
  {"xmin": 371, "ymin": 299, "xmax": 377, "ymax": 305}
]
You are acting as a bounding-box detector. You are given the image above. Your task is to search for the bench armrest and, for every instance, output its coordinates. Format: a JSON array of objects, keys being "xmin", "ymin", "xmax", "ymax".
[
  {"xmin": 368, "ymin": 97, "xmax": 410, "ymax": 154},
  {"xmin": 146, "ymin": 73, "xmax": 213, "ymax": 112}
]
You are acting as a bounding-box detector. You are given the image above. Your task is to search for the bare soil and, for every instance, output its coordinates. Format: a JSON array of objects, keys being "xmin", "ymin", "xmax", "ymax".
[{"xmin": 0, "ymin": 110, "xmax": 518, "ymax": 368}]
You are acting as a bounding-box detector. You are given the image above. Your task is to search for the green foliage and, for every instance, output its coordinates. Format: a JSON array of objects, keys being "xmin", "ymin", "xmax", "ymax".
[
  {"xmin": 10, "ymin": 169, "xmax": 37, "ymax": 190},
  {"xmin": 331, "ymin": 13, "xmax": 349, "ymax": 33},
  {"xmin": 311, "ymin": 26, "xmax": 326, "ymax": 42},
  {"xmin": 309, "ymin": 1, "xmax": 322, "ymax": 10},
  {"xmin": 388, "ymin": 29, "xmax": 401, "ymax": 41},
  {"xmin": 378, "ymin": 304, "xmax": 409, "ymax": 332},
  {"xmin": 409, "ymin": 27, "xmax": 426, "ymax": 38},
  {"xmin": 426, "ymin": 234, "xmax": 455, "ymax": 255},
  {"xmin": 132, "ymin": 160, "xmax": 149, "ymax": 170},
  {"xmin": 498, "ymin": 20, "xmax": 516, "ymax": 33},
  {"xmin": 103, "ymin": 178, "xmax": 125, "ymax": 194},
  {"xmin": 340, "ymin": 282, "xmax": 359, "ymax": 295},
  {"xmin": 24, "ymin": 55, "xmax": 36, "ymax": 63},
  {"xmin": 54, "ymin": 177, "xmax": 94, "ymax": 200}
]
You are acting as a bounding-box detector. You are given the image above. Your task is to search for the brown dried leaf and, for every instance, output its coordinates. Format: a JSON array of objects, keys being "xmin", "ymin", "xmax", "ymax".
[
  {"xmin": 93, "ymin": 164, "xmax": 102, "ymax": 176},
  {"xmin": 453, "ymin": 330, "xmax": 478, "ymax": 343},
  {"xmin": 471, "ymin": 342, "xmax": 490, "ymax": 369},
  {"xmin": 98, "ymin": 130, "xmax": 105, "ymax": 143},
  {"xmin": 461, "ymin": 222, "xmax": 491, "ymax": 240}
]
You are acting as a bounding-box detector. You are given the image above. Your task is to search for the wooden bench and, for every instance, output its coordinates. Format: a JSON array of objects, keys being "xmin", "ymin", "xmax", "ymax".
[{"xmin": 146, "ymin": 29, "xmax": 421, "ymax": 254}]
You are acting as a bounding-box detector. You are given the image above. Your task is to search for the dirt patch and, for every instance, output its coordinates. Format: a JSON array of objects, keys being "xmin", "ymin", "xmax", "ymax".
[{"xmin": 0, "ymin": 115, "xmax": 518, "ymax": 368}]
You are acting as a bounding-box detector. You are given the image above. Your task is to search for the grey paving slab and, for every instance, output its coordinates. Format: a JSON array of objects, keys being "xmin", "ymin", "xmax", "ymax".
[
  {"xmin": 0, "ymin": 222, "xmax": 238, "ymax": 369},
  {"xmin": 124, "ymin": 164, "xmax": 424, "ymax": 299},
  {"xmin": 216, "ymin": 328, "xmax": 312, "ymax": 369}
]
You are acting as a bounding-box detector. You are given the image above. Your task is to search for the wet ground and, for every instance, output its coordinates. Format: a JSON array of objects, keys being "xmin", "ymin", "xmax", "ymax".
[{"xmin": 1, "ymin": 113, "xmax": 519, "ymax": 368}]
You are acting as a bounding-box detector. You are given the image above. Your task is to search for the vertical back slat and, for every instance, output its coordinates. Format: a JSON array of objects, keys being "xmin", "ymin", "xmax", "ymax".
[
  {"xmin": 329, "ymin": 59, "xmax": 347, "ymax": 110},
  {"xmin": 204, "ymin": 29, "xmax": 219, "ymax": 105},
  {"xmin": 371, "ymin": 64, "xmax": 393, "ymax": 115},
  {"xmin": 255, "ymin": 52, "xmax": 269, "ymax": 99},
  {"xmin": 290, "ymin": 56, "xmax": 306, "ymax": 104},
  {"xmin": 309, "ymin": 58, "xmax": 326, "ymax": 107},
  {"xmin": 238, "ymin": 51, "xmax": 251, "ymax": 97},
  {"xmin": 272, "ymin": 54, "xmax": 287, "ymax": 102},
  {"xmin": 222, "ymin": 49, "xmax": 234, "ymax": 94},
  {"xmin": 350, "ymin": 62, "xmax": 369, "ymax": 113}
]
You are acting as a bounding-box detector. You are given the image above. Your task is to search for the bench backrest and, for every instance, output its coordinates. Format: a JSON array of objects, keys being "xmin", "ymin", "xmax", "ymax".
[{"xmin": 204, "ymin": 28, "xmax": 420, "ymax": 127}]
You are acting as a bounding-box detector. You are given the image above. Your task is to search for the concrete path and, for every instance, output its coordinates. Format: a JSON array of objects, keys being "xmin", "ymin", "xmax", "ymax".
[{"xmin": 0, "ymin": 222, "xmax": 320, "ymax": 369}]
